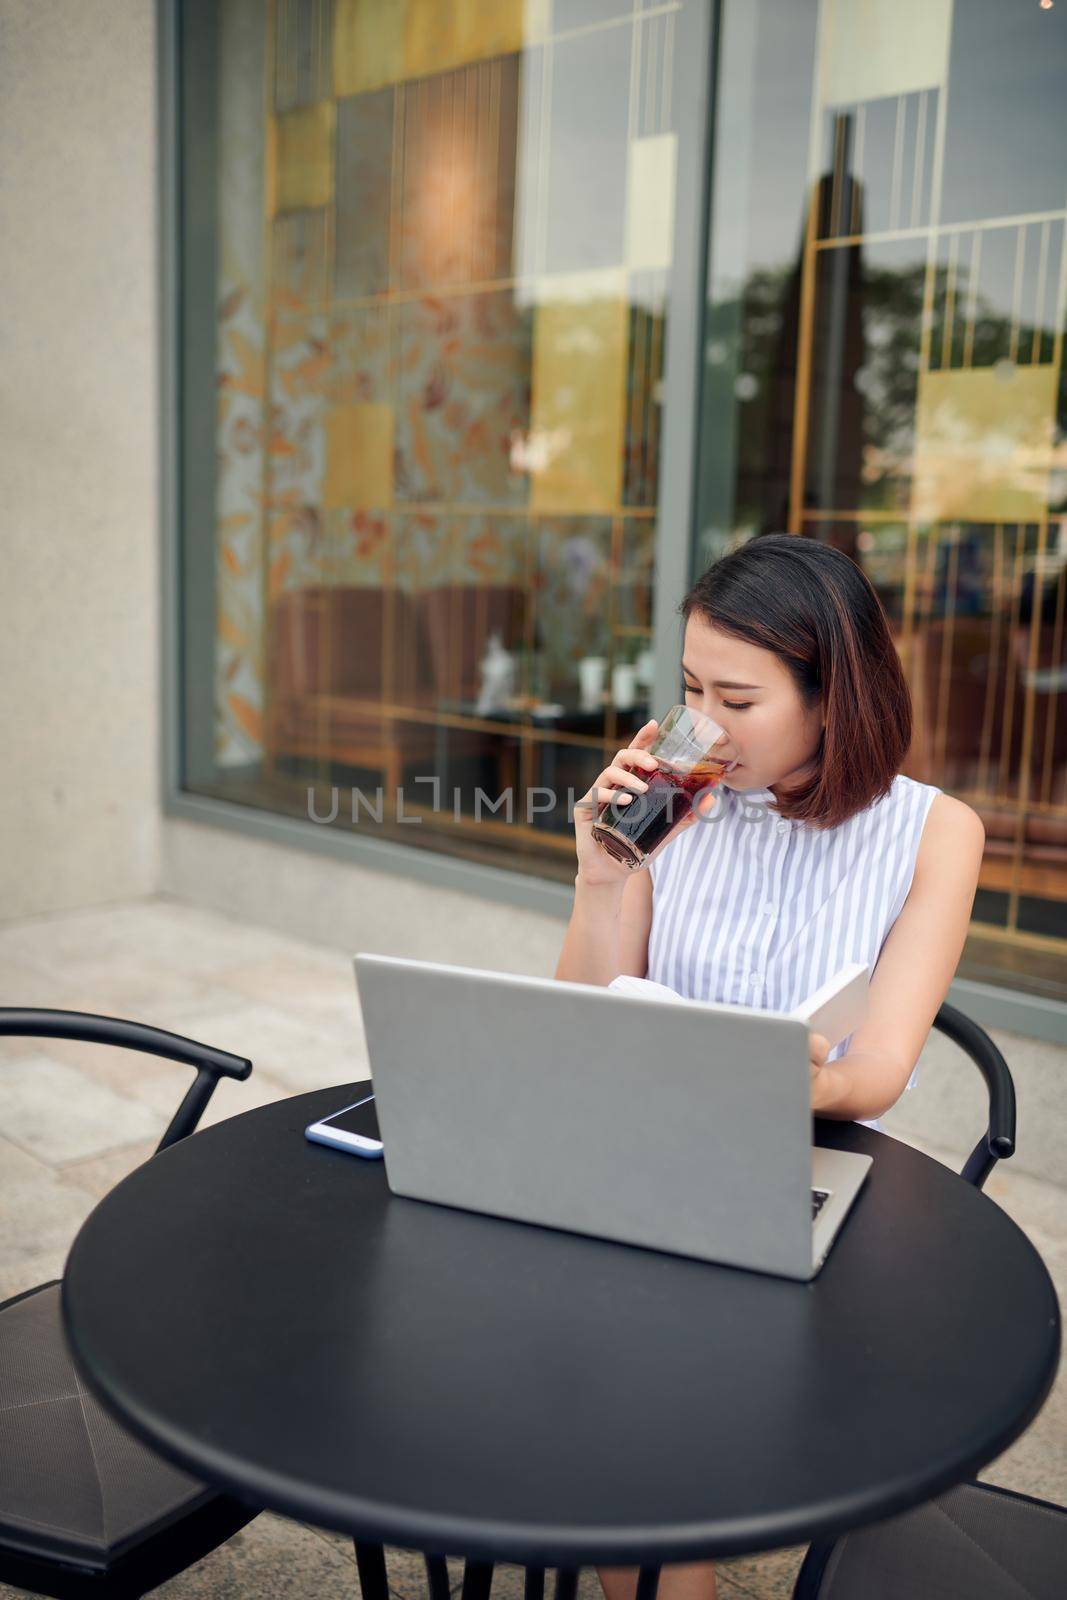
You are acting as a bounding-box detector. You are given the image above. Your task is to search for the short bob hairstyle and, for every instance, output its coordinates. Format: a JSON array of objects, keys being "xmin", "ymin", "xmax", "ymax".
[{"xmin": 679, "ymin": 532, "xmax": 912, "ymax": 831}]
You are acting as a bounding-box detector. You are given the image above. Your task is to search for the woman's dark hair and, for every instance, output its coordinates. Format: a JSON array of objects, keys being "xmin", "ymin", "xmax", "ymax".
[{"xmin": 679, "ymin": 533, "xmax": 912, "ymax": 830}]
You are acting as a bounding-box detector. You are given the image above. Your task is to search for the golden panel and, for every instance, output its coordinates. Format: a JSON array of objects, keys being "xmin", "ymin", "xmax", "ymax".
[
  {"xmin": 324, "ymin": 404, "xmax": 396, "ymax": 508},
  {"xmin": 529, "ymin": 286, "xmax": 629, "ymax": 514},
  {"xmin": 333, "ymin": 0, "xmax": 405, "ymax": 98},
  {"xmin": 335, "ymin": 0, "xmax": 525, "ymax": 95},
  {"xmin": 273, "ymin": 102, "xmax": 335, "ymax": 214},
  {"xmin": 913, "ymin": 365, "xmax": 1057, "ymax": 524},
  {"xmin": 403, "ymin": 0, "xmax": 525, "ymax": 82},
  {"xmin": 818, "ymin": 0, "xmax": 952, "ymax": 106}
]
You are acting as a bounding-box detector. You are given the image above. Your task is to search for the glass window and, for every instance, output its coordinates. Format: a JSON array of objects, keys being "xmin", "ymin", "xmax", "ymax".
[
  {"xmin": 696, "ymin": 0, "xmax": 1067, "ymax": 998},
  {"xmin": 177, "ymin": 0, "xmax": 707, "ymax": 885}
]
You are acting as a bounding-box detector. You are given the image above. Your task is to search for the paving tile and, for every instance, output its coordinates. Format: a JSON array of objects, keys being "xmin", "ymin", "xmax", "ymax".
[
  {"xmin": 0, "ymin": 1245, "xmax": 68, "ymax": 1307},
  {"xmin": 0, "ymin": 1137, "xmax": 94, "ymax": 1270},
  {"xmin": 0, "ymin": 954, "xmax": 87, "ymax": 1028},
  {"xmin": 130, "ymin": 981, "xmax": 281, "ymax": 1033},
  {"xmin": 984, "ymin": 1163, "xmax": 1067, "ymax": 1243},
  {"xmin": 393, "ymin": 1560, "xmax": 615, "ymax": 1600},
  {"xmin": 147, "ymin": 1510, "xmax": 360, "ymax": 1598},
  {"xmin": 884, "ymin": 1026, "xmax": 1067, "ymax": 1188},
  {"xmin": 982, "ymin": 1443, "xmax": 1067, "ymax": 1507},
  {"xmin": 214, "ymin": 949, "xmax": 359, "ymax": 1017},
  {"xmin": 302, "ymin": 1522, "xmax": 358, "ymax": 1567},
  {"xmin": 55, "ymin": 1138, "xmax": 160, "ymax": 1205},
  {"xmin": 103, "ymin": 1062, "xmax": 292, "ymax": 1139},
  {"xmin": 716, "ymin": 1545, "xmax": 807, "ymax": 1598},
  {"xmin": 716, "ymin": 1576, "xmax": 763, "ymax": 1599},
  {"xmin": 977, "ymin": 1304, "xmax": 1067, "ymax": 1503},
  {"xmin": 16, "ymin": 1032, "xmax": 204, "ymax": 1118},
  {"xmin": 0, "ymin": 1053, "xmax": 160, "ymax": 1164},
  {"xmin": 385, "ymin": 1543, "xmax": 438, "ymax": 1598},
  {"xmin": 0, "ymin": 897, "xmax": 300, "ymax": 979},
  {"xmin": 0, "ymin": 1516, "xmax": 515, "ymax": 1600},
  {"xmin": 0, "ymin": 958, "xmax": 244, "ymax": 1048},
  {"xmin": 118, "ymin": 999, "xmax": 369, "ymax": 1096}
]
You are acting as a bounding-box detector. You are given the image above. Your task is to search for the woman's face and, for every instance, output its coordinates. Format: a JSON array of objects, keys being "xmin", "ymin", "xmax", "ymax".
[{"xmin": 680, "ymin": 615, "xmax": 824, "ymax": 794}]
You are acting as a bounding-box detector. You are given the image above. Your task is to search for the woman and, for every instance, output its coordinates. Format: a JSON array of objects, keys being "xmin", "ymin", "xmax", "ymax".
[{"xmin": 555, "ymin": 534, "xmax": 985, "ymax": 1600}]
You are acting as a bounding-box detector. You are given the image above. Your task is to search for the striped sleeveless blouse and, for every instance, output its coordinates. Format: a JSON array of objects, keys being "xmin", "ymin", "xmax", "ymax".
[{"xmin": 646, "ymin": 773, "xmax": 942, "ymax": 1128}]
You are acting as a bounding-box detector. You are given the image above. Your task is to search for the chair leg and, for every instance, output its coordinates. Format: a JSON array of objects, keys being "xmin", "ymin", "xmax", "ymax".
[
  {"xmin": 554, "ymin": 1569, "xmax": 579, "ymax": 1600},
  {"xmin": 792, "ymin": 1537, "xmax": 837, "ymax": 1599},
  {"xmin": 636, "ymin": 1568, "xmax": 661, "ymax": 1600},
  {"xmin": 425, "ymin": 1552, "xmax": 452, "ymax": 1600},
  {"xmin": 524, "ymin": 1567, "xmax": 546, "ymax": 1600},
  {"xmin": 462, "ymin": 1558, "xmax": 495, "ymax": 1600},
  {"xmin": 354, "ymin": 1540, "xmax": 390, "ymax": 1600}
]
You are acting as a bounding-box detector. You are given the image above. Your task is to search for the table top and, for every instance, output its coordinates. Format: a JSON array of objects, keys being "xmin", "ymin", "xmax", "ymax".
[{"xmin": 62, "ymin": 1083, "xmax": 1060, "ymax": 1567}]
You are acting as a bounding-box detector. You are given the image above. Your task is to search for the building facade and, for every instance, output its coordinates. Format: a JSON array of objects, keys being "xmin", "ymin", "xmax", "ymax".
[{"xmin": 171, "ymin": 0, "xmax": 1067, "ymax": 1005}]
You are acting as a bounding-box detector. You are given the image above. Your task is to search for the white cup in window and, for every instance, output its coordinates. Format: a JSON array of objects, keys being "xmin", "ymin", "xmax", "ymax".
[
  {"xmin": 612, "ymin": 662, "xmax": 638, "ymax": 710},
  {"xmin": 578, "ymin": 655, "xmax": 608, "ymax": 712}
]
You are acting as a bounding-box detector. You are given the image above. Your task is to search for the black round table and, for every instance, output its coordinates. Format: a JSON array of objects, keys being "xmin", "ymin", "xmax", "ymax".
[{"xmin": 62, "ymin": 1082, "xmax": 1060, "ymax": 1579}]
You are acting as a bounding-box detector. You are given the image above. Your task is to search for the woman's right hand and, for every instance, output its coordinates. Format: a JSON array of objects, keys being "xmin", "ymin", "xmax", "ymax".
[{"xmin": 572, "ymin": 720, "xmax": 662, "ymax": 888}]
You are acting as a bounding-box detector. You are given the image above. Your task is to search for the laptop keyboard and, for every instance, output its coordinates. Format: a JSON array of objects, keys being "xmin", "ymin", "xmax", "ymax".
[{"xmin": 812, "ymin": 1187, "xmax": 831, "ymax": 1222}]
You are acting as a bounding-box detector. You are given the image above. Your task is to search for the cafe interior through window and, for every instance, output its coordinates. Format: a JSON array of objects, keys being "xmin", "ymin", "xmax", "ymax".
[
  {"xmin": 179, "ymin": 0, "xmax": 1067, "ymax": 1002},
  {"xmin": 180, "ymin": 0, "xmax": 694, "ymax": 882}
]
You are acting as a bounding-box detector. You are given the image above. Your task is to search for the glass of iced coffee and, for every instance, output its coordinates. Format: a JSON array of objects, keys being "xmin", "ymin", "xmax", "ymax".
[{"xmin": 590, "ymin": 704, "xmax": 740, "ymax": 870}]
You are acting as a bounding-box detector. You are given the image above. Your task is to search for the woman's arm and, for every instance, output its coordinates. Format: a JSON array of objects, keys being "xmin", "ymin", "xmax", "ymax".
[
  {"xmin": 554, "ymin": 869, "xmax": 653, "ymax": 987},
  {"xmin": 811, "ymin": 793, "xmax": 986, "ymax": 1122},
  {"xmin": 555, "ymin": 723, "xmax": 661, "ymax": 988}
]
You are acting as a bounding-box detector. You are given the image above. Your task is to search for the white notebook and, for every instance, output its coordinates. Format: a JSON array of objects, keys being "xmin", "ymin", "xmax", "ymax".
[{"xmin": 608, "ymin": 963, "xmax": 870, "ymax": 1050}]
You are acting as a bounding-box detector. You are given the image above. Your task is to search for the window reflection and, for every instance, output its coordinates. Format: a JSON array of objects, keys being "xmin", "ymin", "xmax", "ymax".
[
  {"xmin": 698, "ymin": 0, "xmax": 1067, "ymax": 984},
  {"xmin": 192, "ymin": 0, "xmax": 693, "ymax": 880}
]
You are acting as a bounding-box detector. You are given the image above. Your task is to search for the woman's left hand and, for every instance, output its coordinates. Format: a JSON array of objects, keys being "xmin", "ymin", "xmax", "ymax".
[{"xmin": 809, "ymin": 1031, "xmax": 842, "ymax": 1113}]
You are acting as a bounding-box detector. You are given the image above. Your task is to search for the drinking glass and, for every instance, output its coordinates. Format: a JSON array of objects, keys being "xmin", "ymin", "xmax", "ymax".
[{"xmin": 591, "ymin": 704, "xmax": 740, "ymax": 869}]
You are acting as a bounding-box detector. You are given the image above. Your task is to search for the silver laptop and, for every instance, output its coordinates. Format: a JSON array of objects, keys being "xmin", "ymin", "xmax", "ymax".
[{"xmin": 353, "ymin": 953, "xmax": 872, "ymax": 1282}]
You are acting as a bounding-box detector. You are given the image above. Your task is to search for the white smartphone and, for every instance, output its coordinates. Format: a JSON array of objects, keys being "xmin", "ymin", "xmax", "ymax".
[{"xmin": 305, "ymin": 1091, "xmax": 384, "ymax": 1158}]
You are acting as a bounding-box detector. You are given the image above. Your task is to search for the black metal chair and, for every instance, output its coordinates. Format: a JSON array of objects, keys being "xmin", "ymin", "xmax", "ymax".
[
  {"xmin": 931, "ymin": 1000, "xmax": 1017, "ymax": 1188},
  {"xmin": 791, "ymin": 1480, "xmax": 1067, "ymax": 1598},
  {"xmin": 791, "ymin": 1000, "xmax": 1067, "ymax": 1600},
  {"xmin": 0, "ymin": 1008, "xmax": 260, "ymax": 1599}
]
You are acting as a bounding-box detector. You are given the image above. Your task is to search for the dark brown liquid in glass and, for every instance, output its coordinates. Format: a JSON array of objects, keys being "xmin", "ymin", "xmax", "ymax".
[{"xmin": 591, "ymin": 754, "xmax": 734, "ymax": 869}]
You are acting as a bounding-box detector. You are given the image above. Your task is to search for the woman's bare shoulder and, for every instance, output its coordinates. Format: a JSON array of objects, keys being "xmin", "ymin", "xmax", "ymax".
[{"xmin": 916, "ymin": 791, "xmax": 985, "ymax": 878}]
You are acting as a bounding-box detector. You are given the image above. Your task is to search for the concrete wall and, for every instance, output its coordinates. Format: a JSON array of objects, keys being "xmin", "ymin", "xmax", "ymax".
[
  {"xmin": 162, "ymin": 816, "xmax": 569, "ymax": 980},
  {"xmin": 0, "ymin": 0, "xmax": 159, "ymax": 920}
]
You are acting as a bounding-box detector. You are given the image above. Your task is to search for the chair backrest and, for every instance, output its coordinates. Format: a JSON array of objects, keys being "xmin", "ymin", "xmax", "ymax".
[
  {"xmin": 0, "ymin": 1009, "xmax": 252, "ymax": 1153},
  {"xmin": 918, "ymin": 620, "xmax": 1011, "ymax": 776},
  {"xmin": 268, "ymin": 585, "xmax": 386, "ymax": 699},
  {"xmin": 920, "ymin": 614, "xmax": 1067, "ymax": 797},
  {"xmin": 414, "ymin": 584, "xmax": 526, "ymax": 703},
  {"xmin": 930, "ymin": 1001, "xmax": 1016, "ymax": 1189},
  {"xmin": 269, "ymin": 584, "xmax": 459, "ymax": 703}
]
